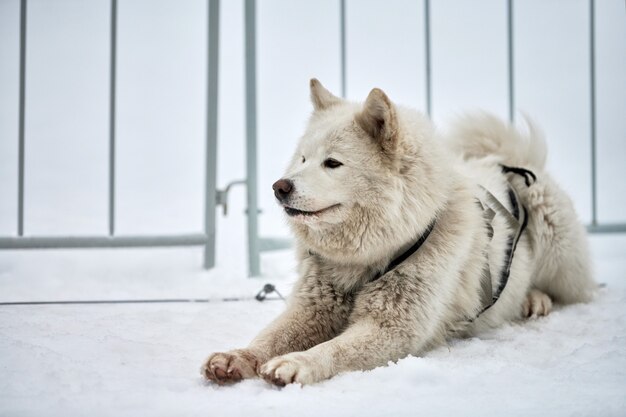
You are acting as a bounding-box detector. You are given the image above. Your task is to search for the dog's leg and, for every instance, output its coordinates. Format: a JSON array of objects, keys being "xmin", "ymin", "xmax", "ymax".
[
  {"xmin": 521, "ymin": 288, "xmax": 552, "ymax": 318},
  {"xmin": 202, "ymin": 280, "xmax": 351, "ymax": 385},
  {"xmin": 259, "ymin": 270, "xmax": 448, "ymax": 386},
  {"xmin": 259, "ymin": 318, "xmax": 416, "ymax": 386},
  {"xmin": 525, "ymin": 179, "xmax": 596, "ymax": 304},
  {"xmin": 202, "ymin": 306, "xmax": 346, "ymax": 385}
]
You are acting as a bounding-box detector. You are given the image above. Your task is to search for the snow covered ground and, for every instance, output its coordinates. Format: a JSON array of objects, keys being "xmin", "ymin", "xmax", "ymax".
[
  {"xmin": 1, "ymin": 1, "xmax": 625, "ymax": 415},
  {"xmin": 1, "ymin": 235, "xmax": 625, "ymax": 417}
]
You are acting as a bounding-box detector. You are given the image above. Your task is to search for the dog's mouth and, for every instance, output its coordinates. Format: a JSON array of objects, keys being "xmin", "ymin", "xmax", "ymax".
[{"xmin": 283, "ymin": 204, "xmax": 340, "ymax": 217}]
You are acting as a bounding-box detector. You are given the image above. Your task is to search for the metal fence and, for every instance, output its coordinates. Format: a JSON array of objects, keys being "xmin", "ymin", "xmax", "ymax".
[
  {"xmin": 1, "ymin": 0, "xmax": 624, "ymax": 278},
  {"xmin": 244, "ymin": 0, "xmax": 626, "ymax": 276},
  {"xmin": 0, "ymin": 0, "xmax": 221, "ymax": 269}
]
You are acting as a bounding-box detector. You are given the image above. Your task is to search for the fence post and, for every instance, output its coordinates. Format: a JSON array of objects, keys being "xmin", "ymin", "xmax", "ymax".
[
  {"xmin": 589, "ymin": 0, "xmax": 597, "ymax": 227},
  {"xmin": 244, "ymin": 0, "xmax": 260, "ymax": 277},
  {"xmin": 507, "ymin": 0, "xmax": 515, "ymax": 123},
  {"xmin": 108, "ymin": 0, "xmax": 117, "ymax": 236},
  {"xmin": 18, "ymin": 0, "xmax": 27, "ymax": 236},
  {"xmin": 204, "ymin": 0, "xmax": 220, "ymax": 269},
  {"xmin": 424, "ymin": 0, "xmax": 432, "ymax": 116},
  {"xmin": 340, "ymin": 0, "xmax": 346, "ymax": 98}
]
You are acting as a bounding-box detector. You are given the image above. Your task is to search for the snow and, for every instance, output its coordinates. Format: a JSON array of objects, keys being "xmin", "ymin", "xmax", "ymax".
[
  {"xmin": 1, "ymin": 0, "xmax": 625, "ymax": 415},
  {"xmin": 1, "ymin": 235, "xmax": 626, "ymax": 417}
]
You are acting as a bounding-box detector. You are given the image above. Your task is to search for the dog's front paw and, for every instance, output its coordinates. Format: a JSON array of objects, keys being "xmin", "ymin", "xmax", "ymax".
[
  {"xmin": 260, "ymin": 353, "xmax": 322, "ymax": 386},
  {"xmin": 201, "ymin": 349, "xmax": 259, "ymax": 385},
  {"xmin": 522, "ymin": 289, "xmax": 553, "ymax": 318}
]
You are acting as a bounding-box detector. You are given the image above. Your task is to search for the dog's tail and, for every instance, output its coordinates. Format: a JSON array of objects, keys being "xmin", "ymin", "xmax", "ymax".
[{"xmin": 446, "ymin": 112, "xmax": 547, "ymax": 170}]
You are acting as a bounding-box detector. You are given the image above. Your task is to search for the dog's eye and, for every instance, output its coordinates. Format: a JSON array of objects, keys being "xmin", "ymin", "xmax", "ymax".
[
  {"xmin": 301, "ymin": 156, "xmax": 306, "ymax": 163},
  {"xmin": 323, "ymin": 158, "xmax": 343, "ymax": 169}
]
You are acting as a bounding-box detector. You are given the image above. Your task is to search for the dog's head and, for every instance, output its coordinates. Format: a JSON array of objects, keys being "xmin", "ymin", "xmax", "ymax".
[{"xmin": 273, "ymin": 79, "xmax": 449, "ymax": 263}]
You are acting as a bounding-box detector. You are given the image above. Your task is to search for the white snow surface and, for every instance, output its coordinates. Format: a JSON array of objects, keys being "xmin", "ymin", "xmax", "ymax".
[
  {"xmin": 1, "ymin": 235, "xmax": 626, "ymax": 417},
  {"xmin": 1, "ymin": 2, "xmax": 625, "ymax": 414}
]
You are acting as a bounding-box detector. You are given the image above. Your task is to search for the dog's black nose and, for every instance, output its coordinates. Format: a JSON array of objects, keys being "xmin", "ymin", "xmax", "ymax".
[{"xmin": 272, "ymin": 179, "xmax": 294, "ymax": 202}]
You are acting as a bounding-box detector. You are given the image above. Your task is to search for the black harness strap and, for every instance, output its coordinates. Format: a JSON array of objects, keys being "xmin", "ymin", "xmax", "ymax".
[
  {"xmin": 370, "ymin": 218, "xmax": 436, "ymax": 282},
  {"xmin": 363, "ymin": 163, "xmax": 537, "ymax": 322},
  {"xmin": 472, "ymin": 164, "xmax": 536, "ymax": 319},
  {"xmin": 501, "ymin": 164, "xmax": 537, "ymax": 187},
  {"xmin": 483, "ymin": 188, "xmax": 528, "ymax": 309}
]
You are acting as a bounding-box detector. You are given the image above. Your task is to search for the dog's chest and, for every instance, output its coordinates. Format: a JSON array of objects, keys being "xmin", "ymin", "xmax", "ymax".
[{"xmin": 314, "ymin": 257, "xmax": 379, "ymax": 294}]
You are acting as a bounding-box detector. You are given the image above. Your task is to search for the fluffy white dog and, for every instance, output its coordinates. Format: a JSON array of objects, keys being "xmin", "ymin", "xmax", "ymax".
[{"xmin": 202, "ymin": 79, "xmax": 595, "ymax": 386}]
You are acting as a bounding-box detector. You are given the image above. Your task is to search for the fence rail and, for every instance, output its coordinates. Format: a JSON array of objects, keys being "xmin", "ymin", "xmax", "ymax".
[{"xmin": 0, "ymin": 235, "xmax": 209, "ymax": 249}]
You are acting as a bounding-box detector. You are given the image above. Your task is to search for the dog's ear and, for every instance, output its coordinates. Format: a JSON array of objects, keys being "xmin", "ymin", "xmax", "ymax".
[
  {"xmin": 356, "ymin": 88, "xmax": 398, "ymax": 153},
  {"xmin": 310, "ymin": 78, "xmax": 341, "ymax": 111}
]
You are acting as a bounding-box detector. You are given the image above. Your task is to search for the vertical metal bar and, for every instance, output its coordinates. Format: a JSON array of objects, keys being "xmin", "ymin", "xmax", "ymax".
[
  {"xmin": 507, "ymin": 0, "xmax": 515, "ymax": 123},
  {"xmin": 17, "ymin": 0, "xmax": 27, "ymax": 236},
  {"xmin": 108, "ymin": 0, "xmax": 117, "ymax": 236},
  {"xmin": 340, "ymin": 0, "xmax": 346, "ymax": 98},
  {"xmin": 424, "ymin": 0, "xmax": 432, "ymax": 116},
  {"xmin": 245, "ymin": 0, "xmax": 260, "ymax": 276},
  {"xmin": 589, "ymin": 0, "xmax": 597, "ymax": 226},
  {"xmin": 204, "ymin": 0, "xmax": 220, "ymax": 269}
]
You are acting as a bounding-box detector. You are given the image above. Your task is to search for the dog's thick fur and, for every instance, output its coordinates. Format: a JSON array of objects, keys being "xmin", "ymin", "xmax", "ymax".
[{"xmin": 202, "ymin": 80, "xmax": 595, "ymax": 386}]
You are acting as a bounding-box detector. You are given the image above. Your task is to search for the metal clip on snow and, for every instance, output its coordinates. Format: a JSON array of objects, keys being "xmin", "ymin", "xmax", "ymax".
[{"xmin": 255, "ymin": 283, "xmax": 285, "ymax": 302}]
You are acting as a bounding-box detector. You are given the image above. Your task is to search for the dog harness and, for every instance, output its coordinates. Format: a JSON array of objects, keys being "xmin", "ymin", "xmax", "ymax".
[
  {"xmin": 472, "ymin": 165, "xmax": 535, "ymax": 319},
  {"xmin": 370, "ymin": 218, "xmax": 436, "ymax": 282},
  {"xmin": 371, "ymin": 165, "xmax": 536, "ymax": 321}
]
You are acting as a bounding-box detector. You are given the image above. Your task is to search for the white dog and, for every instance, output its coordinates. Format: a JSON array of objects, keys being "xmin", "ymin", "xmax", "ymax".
[{"xmin": 202, "ymin": 79, "xmax": 595, "ymax": 386}]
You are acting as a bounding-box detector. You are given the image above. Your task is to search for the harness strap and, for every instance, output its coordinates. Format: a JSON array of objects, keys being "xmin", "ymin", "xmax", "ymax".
[
  {"xmin": 334, "ymin": 162, "xmax": 536, "ymax": 326},
  {"xmin": 471, "ymin": 164, "xmax": 535, "ymax": 320},
  {"xmin": 370, "ymin": 164, "xmax": 535, "ymax": 287},
  {"xmin": 475, "ymin": 185, "xmax": 528, "ymax": 318},
  {"xmin": 370, "ymin": 218, "xmax": 436, "ymax": 282},
  {"xmin": 501, "ymin": 164, "xmax": 537, "ymax": 187}
]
